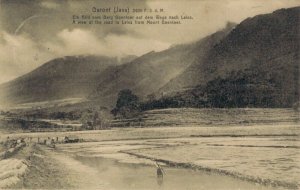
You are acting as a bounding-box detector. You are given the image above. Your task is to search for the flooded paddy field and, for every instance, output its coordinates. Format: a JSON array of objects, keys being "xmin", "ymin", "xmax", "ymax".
[
  {"xmin": 74, "ymin": 156, "xmax": 276, "ymax": 190},
  {"xmin": 55, "ymin": 135, "xmax": 299, "ymax": 190},
  {"xmin": 0, "ymin": 108, "xmax": 299, "ymax": 189}
]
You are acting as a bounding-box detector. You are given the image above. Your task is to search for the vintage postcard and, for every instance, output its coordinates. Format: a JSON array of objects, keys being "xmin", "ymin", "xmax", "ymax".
[{"xmin": 0, "ymin": 0, "xmax": 299, "ymax": 189}]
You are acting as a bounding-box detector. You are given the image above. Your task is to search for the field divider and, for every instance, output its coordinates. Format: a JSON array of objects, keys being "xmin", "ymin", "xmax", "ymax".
[{"xmin": 121, "ymin": 150, "xmax": 298, "ymax": 190}]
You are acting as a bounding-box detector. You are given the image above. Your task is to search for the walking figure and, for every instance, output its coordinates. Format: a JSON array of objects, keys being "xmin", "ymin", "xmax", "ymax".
[{"xmin": 155, "ymin": 162, "xmax": 165, "ymax": 186}]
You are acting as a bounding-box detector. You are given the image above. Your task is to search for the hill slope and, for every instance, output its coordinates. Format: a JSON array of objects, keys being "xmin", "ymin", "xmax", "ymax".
[
  {"xmin": 0, "ymin": 55, "xmax": 122, "ymax": 105},
  {"xmin": 91, "ymin": 23, "xmax": 234, "ymax": 103},
  {"xmin": 155, "ymin": 7, "xmax": 300, "ymax": 107}
]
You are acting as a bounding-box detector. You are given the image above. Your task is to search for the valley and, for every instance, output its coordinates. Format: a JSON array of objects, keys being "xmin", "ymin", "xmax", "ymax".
[{"xmin": 0, "ymin": 6, "xmax": 299, "ymax": 190}]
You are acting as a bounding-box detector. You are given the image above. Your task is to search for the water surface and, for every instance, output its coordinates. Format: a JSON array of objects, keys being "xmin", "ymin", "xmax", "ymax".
[{"xmin": 75, "ymin": 156, "xmax": 279, "ymax": 190}]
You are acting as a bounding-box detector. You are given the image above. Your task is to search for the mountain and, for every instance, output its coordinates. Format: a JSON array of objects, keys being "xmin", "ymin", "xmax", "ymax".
[
  {"xmin": 0, "ymin": 24, "xmax": 234, "ymax": 107},
  {"xmin": 0, "ymin": 55, "xmax": 124, "ymax": 105},
  {"xmin": 155, "ymin": 7, "xmax": 300, "ymax": 108},
  {"xmin": 2, "ymin": 7, "xmax": 297, "ymax": 109},
  {"xmin": 90, "ymin": 23, "xmax": 235, "ymax": 103}
]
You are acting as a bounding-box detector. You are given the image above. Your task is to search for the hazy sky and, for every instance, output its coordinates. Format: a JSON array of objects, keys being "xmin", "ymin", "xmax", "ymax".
[{"xmin": 0, "ymin": 0, "xmax": 299, "ymax": 84}]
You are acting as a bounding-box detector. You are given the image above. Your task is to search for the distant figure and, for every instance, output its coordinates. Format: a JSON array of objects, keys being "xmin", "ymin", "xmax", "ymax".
[
  {"xmin": 64, "ymin": 136, "xmax": 69, "ymax": 143},
  {"xmin": 50, "ymin": 138, "xmax": 56, "ymax": 148},
  {"xmin": 38, "ymin": 137, "xmax": 40, "ymax": 143},
  {"xmin": 156, "ymin": 162, "xmax": 165, "ymax": 186},
  {"xmin": 56, "ymin": 137, "xmax": 59, "ymax": 142}
]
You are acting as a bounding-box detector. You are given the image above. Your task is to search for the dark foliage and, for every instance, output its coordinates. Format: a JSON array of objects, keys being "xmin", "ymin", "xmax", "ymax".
[
  {"xmin": 141, "ymin": 67, "xmax": 293, "ymax": 110},
  {"xmin": 112, "ymin": 89, "xmax": 141, "ymax": 118}
]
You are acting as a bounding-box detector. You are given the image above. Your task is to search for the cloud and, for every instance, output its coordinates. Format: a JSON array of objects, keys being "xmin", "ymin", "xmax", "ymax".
[
  {"xmin": 46, "ymin": 28, "xmax": 170, "ymax": 57},
  {"xmin": 0, "ymin": 32, "xmax": 54, "ymax": 83},
  {"xmin": 0, "ymin": 28, "xmax": 170, "ymax": 84},
  {"xmin": 40, "ymin": 1, "xmax": 60, "ymax": 10},
  {"xmin": 0, "ymin": 0, "xmax": 299, "ymax": 84},
  {"xmin": 0, "ymin": 0, "xmax": 148, "ymax": 41},
  {"xmin": 105, "ymin": 34, "xmax": 170, "ymax": 56},
  {"xmin": 46, "ymin": 29, "xmax": 106, "ymax": 56}
]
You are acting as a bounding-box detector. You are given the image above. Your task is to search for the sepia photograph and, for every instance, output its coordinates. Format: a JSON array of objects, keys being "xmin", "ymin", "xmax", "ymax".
[{"xmin": 0, "ymin": 0, "xmax": 299, "ymax": 189}]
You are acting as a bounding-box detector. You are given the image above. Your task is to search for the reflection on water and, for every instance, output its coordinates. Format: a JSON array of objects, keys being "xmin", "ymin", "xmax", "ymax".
[
  {"xmin": 156, "ymin": 165, "xmax": 164, "ymax": 186},
  {"xmin": 75, "ymin": 156, "xmax": 277, "ymax": 190},
  {"xmin": 157, "ymin": 174, "xmax": 163, "ymax": 187}
]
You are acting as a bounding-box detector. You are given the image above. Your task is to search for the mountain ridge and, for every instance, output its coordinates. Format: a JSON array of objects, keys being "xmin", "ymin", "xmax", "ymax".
[
  {"xmin": 147, "ymin": 7, "xmax": 299, "ymax": 108},
  {"xmin": 0, "ymin": 7, "xmax": 298, "ymax": 108},
  {"xmin": 90, "ymin": 23, "xmax": 235, "ymax": 103},
  {"xmin": 0, "ymin": 55, "xmax": 127, "ymax": 105}
]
